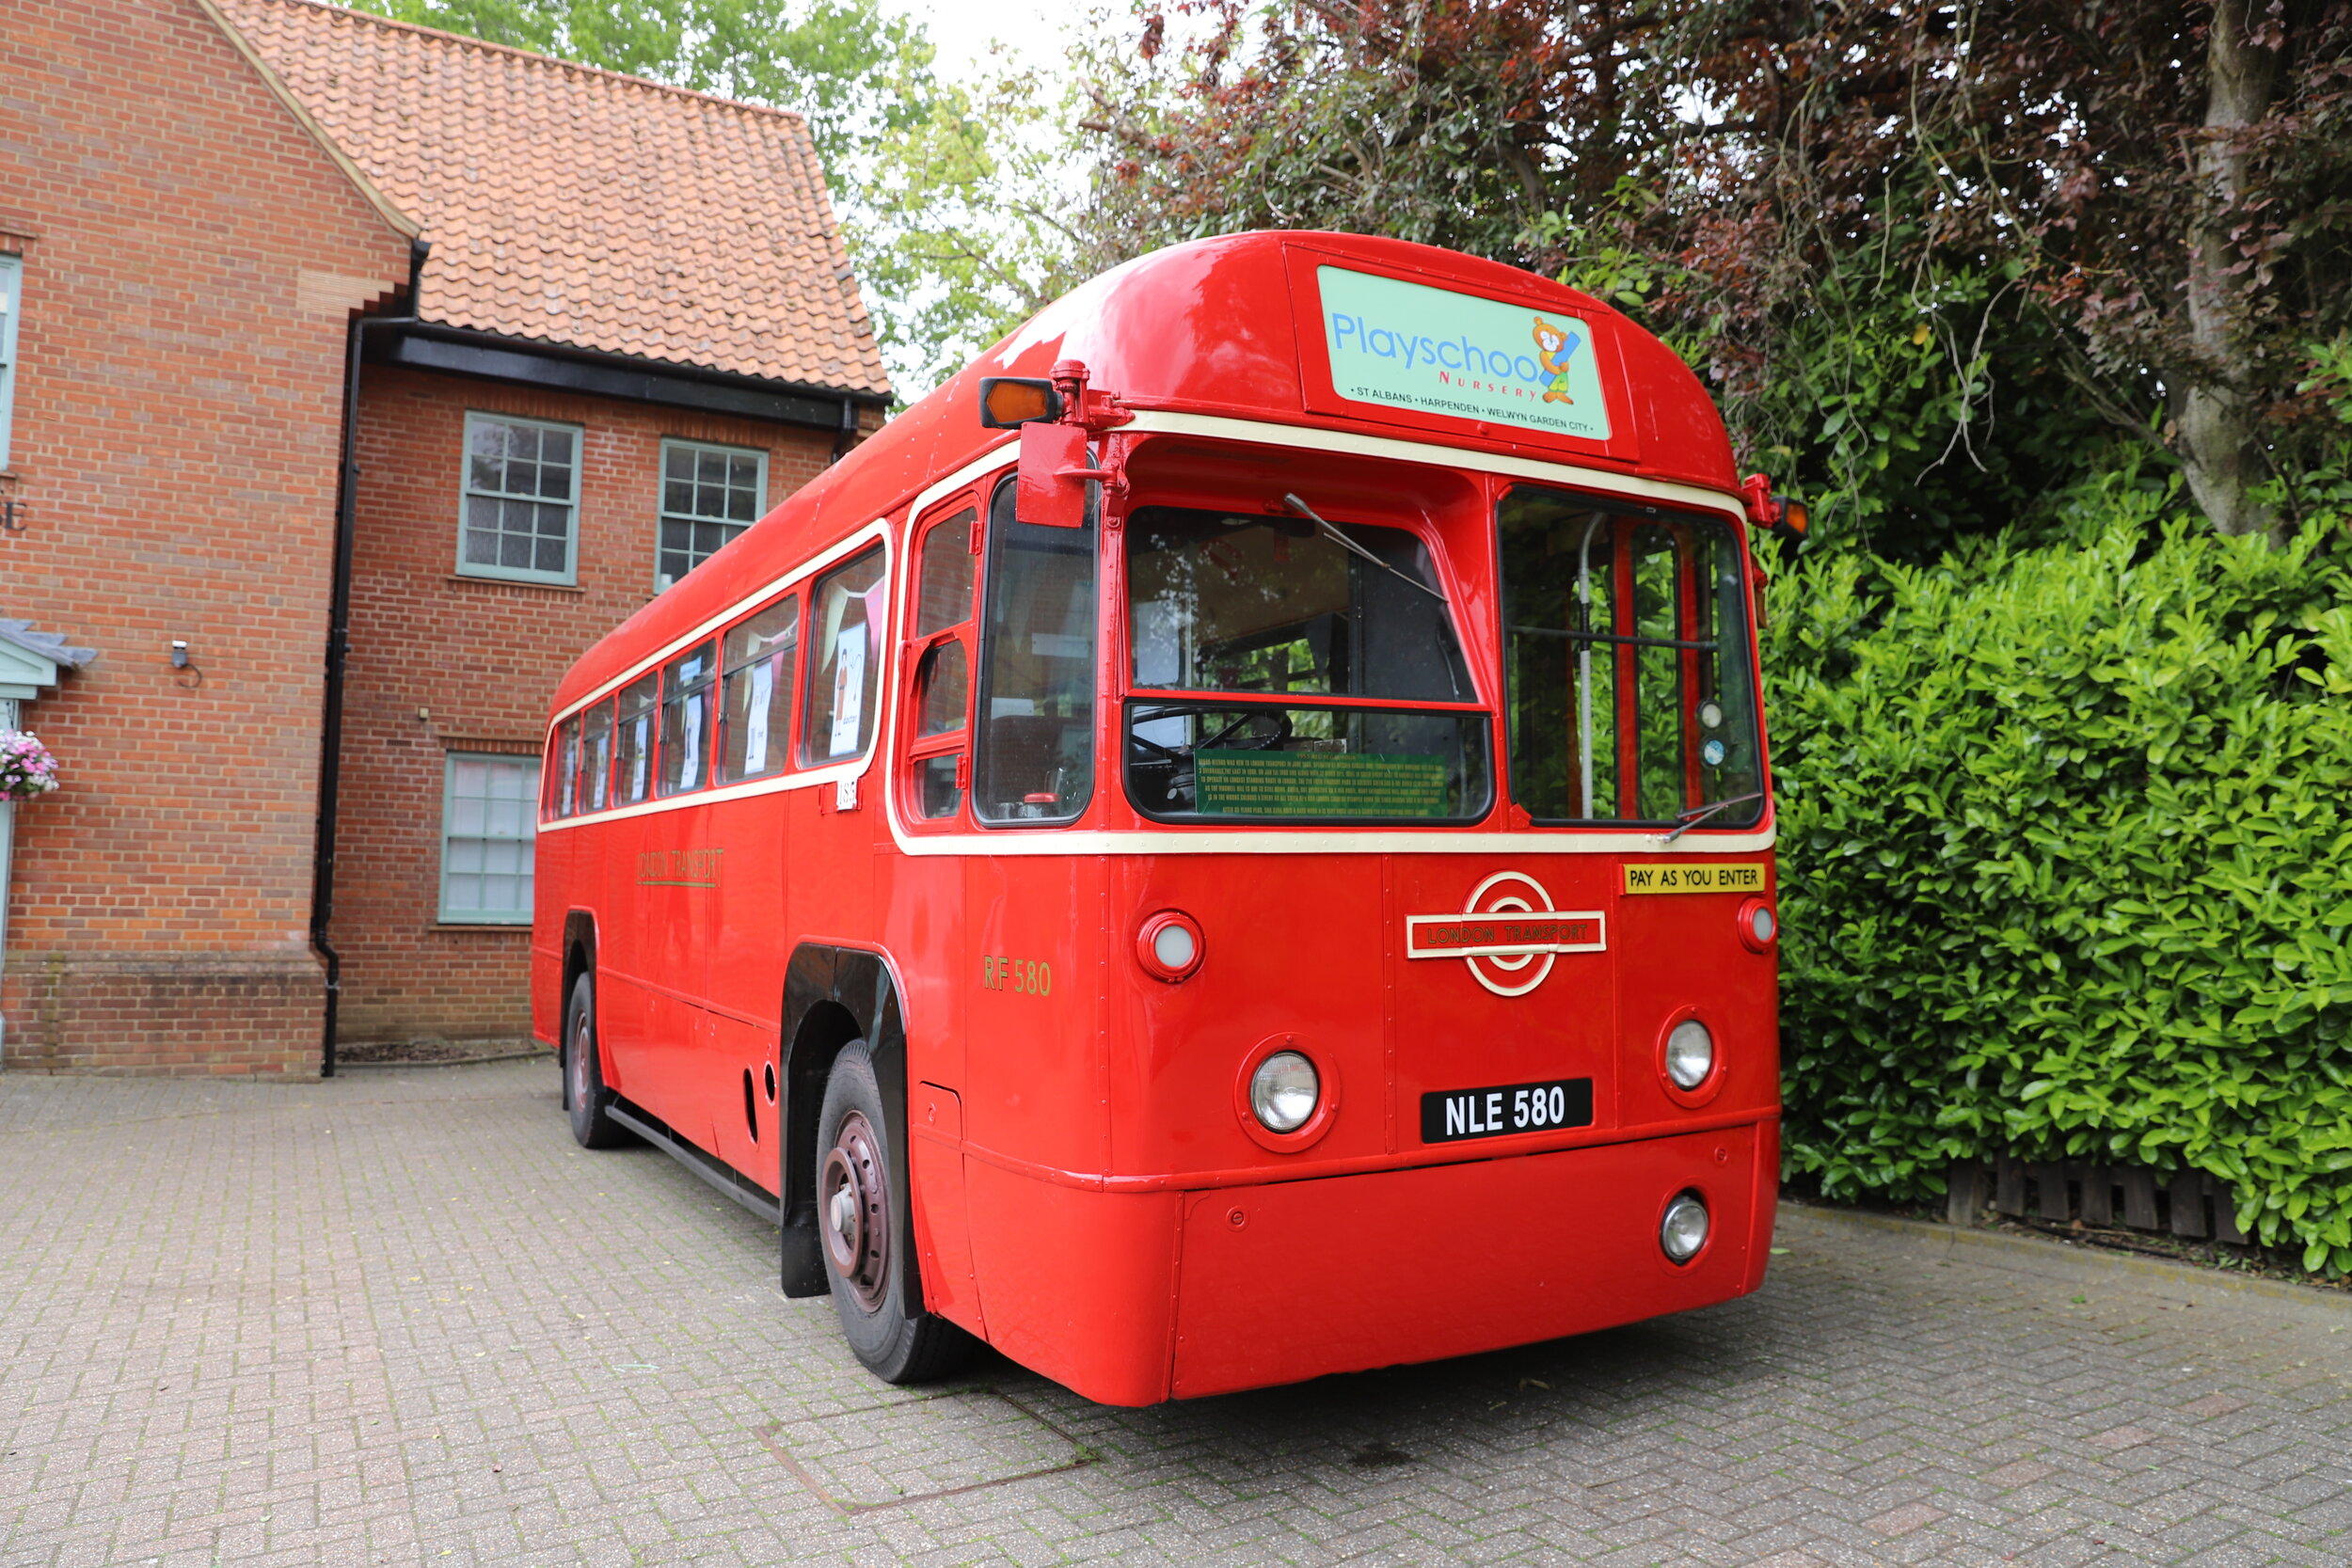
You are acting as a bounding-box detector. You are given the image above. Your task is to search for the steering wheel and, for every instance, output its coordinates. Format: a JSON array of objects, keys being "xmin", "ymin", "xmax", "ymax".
[
  {"xmin": 1198, "ymin": 709, "xmax": 1294, "ymax": 752},
  {"xmin": 1131, "ymin": 709, "xmax": 1294, "ymax": 762}
]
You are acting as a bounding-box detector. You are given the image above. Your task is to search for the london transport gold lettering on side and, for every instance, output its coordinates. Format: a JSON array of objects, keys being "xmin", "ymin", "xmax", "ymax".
[{"xmin": 635, "ymin": 847, "xmax": 725, "ymax": 888}]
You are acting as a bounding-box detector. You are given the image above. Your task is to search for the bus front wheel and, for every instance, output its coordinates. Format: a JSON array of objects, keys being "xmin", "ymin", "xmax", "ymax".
[
  {"xmin": 564, "ymin": 973, "xmax": 628, "ymax": 1149},
  {"xmin": 817, "ymin": 1041, "xmax": 973, "ymax": 1383}
]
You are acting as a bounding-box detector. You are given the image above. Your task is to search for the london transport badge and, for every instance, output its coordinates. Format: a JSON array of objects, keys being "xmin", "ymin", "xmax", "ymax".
[{"xmin": 1403, "ymin": 870, "xmax": 1606, "ymax": 997}]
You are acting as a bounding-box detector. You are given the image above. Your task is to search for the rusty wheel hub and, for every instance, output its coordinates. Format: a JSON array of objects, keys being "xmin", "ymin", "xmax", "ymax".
[{"xmin": 820, "ymin": 1110, "xmax": 889, "ymax": 1311}]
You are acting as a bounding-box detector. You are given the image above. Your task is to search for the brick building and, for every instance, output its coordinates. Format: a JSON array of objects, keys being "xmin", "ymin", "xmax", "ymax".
[{"xmin": 0, "ymin": 0, "xmax": 888, "ymax": 1073}]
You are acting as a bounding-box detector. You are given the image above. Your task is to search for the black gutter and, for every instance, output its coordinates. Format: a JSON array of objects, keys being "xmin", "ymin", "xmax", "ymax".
[
  {"xmin": 312, "ymin": 238, "xmax": 429, "ymax": 1079},
  {"xmin": 364, "ymin": 321, "xmax": 887, "ymax": 435}
]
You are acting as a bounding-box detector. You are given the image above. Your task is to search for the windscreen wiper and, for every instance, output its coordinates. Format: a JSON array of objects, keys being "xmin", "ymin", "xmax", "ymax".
[
  {"xmin": 1655, "ymin": 791, "xmax": 1765, "ymax": 844},
  {"xmin": 1281, "ymin": 493, "xmax": 1447, "ymax": 604}
]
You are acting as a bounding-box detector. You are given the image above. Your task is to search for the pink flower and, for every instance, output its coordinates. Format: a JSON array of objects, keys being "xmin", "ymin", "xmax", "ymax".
[{"xmin": 0, "ymin": 729, "xmax": 59, "ymax": 800}]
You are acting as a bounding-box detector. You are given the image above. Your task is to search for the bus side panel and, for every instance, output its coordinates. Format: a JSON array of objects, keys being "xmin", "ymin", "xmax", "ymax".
[
  {"xmin": 530, "ymin": 826, "xmax": 572, "ymax": 1048},
  {"xmin": 786, "ymin": 786, "xmax": 874, "ymax": 957},
  {"xmin": 909, "ymin": 1093, "xmax": 984, "ymax": 1335},
  {"xmin": 961, "ymin": 1165, "xmax": 1178, "ymax": 1406},
  {"xmin": 652, "ymin": 803, "xmax": 720, "ymax": 1151},
  {"xmin": 586, "ymin": 818, "xmax": 637, "ymax": 1091},
  {"xmin": 599, "ymin": 811, "xmax": 708, "ymax": 1142},
  {"xmin": 703, "ymin": 790, "xmax": 792, "ymax": 1186},
  {"xmin": 879, "ymin": 830, "xmax": 968, "ymax": 1096},
  {"xmin": 961, "ymin": 854, "xmax": 1106, "ymax": 1180},
  {"xmin": 877, "ymin": 831, "xmax": 977, "ymax": 1314}
]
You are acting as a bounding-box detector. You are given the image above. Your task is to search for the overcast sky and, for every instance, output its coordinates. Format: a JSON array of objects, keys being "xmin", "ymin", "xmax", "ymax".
[{"xmin": 888, "ymin": 0, "xmax": 1073, "ymax": 86}]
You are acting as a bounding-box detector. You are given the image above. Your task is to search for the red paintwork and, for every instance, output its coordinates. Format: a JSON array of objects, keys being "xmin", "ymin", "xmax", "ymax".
[{"xmin": 532, "ymin": 231, "xmax": 1778, "ymax": 1405}]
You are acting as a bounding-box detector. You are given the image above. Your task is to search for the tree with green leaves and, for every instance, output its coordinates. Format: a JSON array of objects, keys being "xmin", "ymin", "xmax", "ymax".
[{"xmin": 1073, "ymin": 1, "xmax": 2352, "ymax": 554}]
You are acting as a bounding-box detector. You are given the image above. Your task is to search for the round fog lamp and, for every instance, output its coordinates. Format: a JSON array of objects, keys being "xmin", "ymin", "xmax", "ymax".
[
  {"xmin": 1736, "ymin": 896, "xmax": 1778, "ymax": 954},
  {"xmin": 1665, "ymin": 1019, "xmax": 1715, "ymax": 1090},
  {"xmin": 1661, "ymin": 1192, "xmax": 1709, "ymax": 1263},
  {"xmin": 1249, "ymin": 1051, "xmax": 1319, "ymax": 1133},
  {"xmin": 1135, "ymin": 911, "xmax": 1205, "ymax": 982},
  {"xmin": 1152, "ymin": 922, "xmax": 1197, "ymax": 972}
]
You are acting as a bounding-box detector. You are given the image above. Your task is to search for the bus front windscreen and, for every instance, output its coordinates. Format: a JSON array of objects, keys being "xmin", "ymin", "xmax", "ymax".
[
  {"xmin": 1123, "ymin": 505, "xmax": 1490, "ymax": 823},
  {"xmin": 1498, "ymin": 486, "xmax": 1763, "ymax": 828}
]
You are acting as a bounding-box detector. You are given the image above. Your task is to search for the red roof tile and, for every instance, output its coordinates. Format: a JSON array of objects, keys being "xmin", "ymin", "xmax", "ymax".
[{"xmin": 213, "ymin": 0, "xmax": 888, "ymax": 397}]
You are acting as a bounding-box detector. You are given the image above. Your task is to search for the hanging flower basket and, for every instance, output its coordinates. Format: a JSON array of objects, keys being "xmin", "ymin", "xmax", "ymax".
[{"xmin": 0, "ymin": 730, "xmax": 59, "ymax": 801}]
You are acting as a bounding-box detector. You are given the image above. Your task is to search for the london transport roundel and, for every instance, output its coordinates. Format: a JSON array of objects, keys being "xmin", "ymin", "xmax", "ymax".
[{"xmin": 1403, "ymin": 871, "xmax": 1608, "ymax": 997}]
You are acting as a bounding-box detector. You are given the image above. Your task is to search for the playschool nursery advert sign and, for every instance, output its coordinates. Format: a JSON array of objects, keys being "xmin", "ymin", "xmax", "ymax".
[{"xmin": 1315, "ymin": 266, "xmax": 1612, "ymax": 441}]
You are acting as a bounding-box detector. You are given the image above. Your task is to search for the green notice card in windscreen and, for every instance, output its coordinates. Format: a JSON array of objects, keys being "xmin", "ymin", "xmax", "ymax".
[
  {"xmin": 1195, "ymin": 750, "xmax": 1451, "ymax": 818},
  {"xmin": 1315, "ymin": 266, "xmax": 1611, "ymax": 442}
]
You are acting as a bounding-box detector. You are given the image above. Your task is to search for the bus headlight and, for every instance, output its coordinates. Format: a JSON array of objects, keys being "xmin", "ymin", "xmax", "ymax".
[
  {"xmin": 1136, "ymin": 911, "xmax": 1204, "ymax": 982},
  {"xmin": 1664, "ymin": 1019, "xmax": 1714, "ymax": 1089},
  {"xmin": 1661, "ymin": 1192, "xmax": 1709, "ymax": 1263},
  {"xmin": 1249, "ymin": 1051, "xmax": 1319, "ymax": 1132}
]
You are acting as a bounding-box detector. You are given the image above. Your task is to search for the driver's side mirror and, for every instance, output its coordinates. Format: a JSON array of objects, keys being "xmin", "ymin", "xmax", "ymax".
[{"xmin": 1017, "ymin": 421, "xmax": 1090, "ymax": 530}]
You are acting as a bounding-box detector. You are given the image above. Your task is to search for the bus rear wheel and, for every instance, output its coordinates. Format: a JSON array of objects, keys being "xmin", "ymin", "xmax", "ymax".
[
  {"xmin": 564, "ymin": 972, "xmax": 628, "ymax": 1149},
  {"xmin": 817, "ymin": 1041, "xmax": 973, "ymax": 1383}
]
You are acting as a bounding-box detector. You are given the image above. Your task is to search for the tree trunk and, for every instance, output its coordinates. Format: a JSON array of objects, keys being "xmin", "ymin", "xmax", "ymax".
[{"xmin": 2177, "ymin": 0, "xmax": 2284, "ymax": 544}]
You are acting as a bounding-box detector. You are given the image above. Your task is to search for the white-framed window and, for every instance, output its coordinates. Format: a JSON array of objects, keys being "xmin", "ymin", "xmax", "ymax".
[
  {"xmin": 459, "ymin": 412, "xmax": 580, "ymax": 584},
  {"xmin": 438, "ymin": 752, "xmax": 540, "ymax": 924},
  {"xmin": 657, "ymin": 438, "xmax": 766, "ymax": 591},
  {"xmin": 0, "ymin": 254, "xmax": 21, "ymax": 469}
]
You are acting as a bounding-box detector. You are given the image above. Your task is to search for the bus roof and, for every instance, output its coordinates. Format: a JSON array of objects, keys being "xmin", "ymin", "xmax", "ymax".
[{"xmin": 549, "ymin": 230, "xmax": 1737, "ymax": 715}]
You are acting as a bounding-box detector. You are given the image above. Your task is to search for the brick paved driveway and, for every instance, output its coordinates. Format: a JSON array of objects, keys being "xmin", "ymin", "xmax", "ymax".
[{"xmin": 3, "ymin": 1061, "xmax": 2346, "ymax": 1568}]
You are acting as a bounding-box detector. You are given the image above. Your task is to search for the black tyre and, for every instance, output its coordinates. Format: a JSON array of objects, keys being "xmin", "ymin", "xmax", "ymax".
[
  {"xmin": 817, "ymin": 1041, "xmax": 974, "ymax": 1383},
  {"xmin": 564, "ymin": 972, "xmax": 629, "ymax": 1149}
]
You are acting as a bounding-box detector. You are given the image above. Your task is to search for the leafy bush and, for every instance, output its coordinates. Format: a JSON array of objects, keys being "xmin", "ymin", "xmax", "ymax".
[{"xmin": 1767, "ymin": 483, "xmax": 2352, "ymax": 1270}]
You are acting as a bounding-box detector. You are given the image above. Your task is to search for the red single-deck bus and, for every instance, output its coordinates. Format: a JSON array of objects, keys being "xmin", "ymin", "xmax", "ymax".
[{"xmin": 532, "ymin": 231, "xmax": 1789, "ymax": 1405}]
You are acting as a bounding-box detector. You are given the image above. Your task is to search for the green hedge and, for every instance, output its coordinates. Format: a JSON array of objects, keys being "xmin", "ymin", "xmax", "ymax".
[{"xmin": 1766, "ymin": 483, "xmax": 2352, "ymax": 1271}]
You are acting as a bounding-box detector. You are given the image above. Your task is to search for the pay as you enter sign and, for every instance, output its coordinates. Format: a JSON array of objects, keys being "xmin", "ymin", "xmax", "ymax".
[{"xmin": 1622, "ymin": 863, "xmax": 1765, "ymax": 895}]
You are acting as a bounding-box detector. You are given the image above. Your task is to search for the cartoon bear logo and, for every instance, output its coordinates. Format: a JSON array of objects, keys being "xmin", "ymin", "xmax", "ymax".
[{"xmin": 1532, "ymin": 316, "xmax": 1580, "ymax": 404}]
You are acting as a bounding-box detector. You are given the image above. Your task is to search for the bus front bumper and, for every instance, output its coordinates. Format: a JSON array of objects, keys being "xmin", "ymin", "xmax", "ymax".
[{"xmin": 957, "ymin": 1118, "xmax": 1778, "ymax": 1404}]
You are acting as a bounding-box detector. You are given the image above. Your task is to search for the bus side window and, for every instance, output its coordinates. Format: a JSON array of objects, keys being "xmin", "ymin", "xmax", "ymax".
[
  {"xmin": 904, "ymin": 504, "xmax": 978, "ymax": 820},
  {"xmin": 802, "ymin": 545, "xmax": 887, "ymax": 766},
  {"xmin": 974, "ymin": 473, "xmax": 1097, "ymax": 825},
  {"xmin": 581, "ymin": 699, "xmax": 614, "ymax": 812},
  {"xmin": 552, "ymin": 715, "xmax": 581, "ymax": 818},
  {"xmin": 721, "ymin": 595, "xmax": 798, "ymax": 782},
  {"xmin": 659, "ymin": 640, "xmax": 719, "ymax": 796},
  {"xmin": 615, "ymin": 673, "xmax": 658, "ymax": 805}
]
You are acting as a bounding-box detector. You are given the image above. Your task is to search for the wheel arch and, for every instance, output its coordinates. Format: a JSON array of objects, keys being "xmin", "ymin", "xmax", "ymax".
[
  {"xmin": 779, "ymin": 942, "xmax": 912, "ymax": 1302},
  {"xmin": 559, "ymin": 911, "xmax": 598, "ymax": 1108}
]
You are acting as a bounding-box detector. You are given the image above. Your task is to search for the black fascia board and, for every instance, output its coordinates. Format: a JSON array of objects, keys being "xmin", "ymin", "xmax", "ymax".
[{"xmin": 366, "ymin": 323, "xmax": 885, "ymax": 431}]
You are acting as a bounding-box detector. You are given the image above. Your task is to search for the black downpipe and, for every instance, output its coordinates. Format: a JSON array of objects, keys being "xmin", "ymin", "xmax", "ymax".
[
  {"xmin": 312, "ymin": 238, "xmax": 429, "ymax": 1078},
  {"xmin": 830, "ymin": 396, "xmax": 858, "ymax": 462}
]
